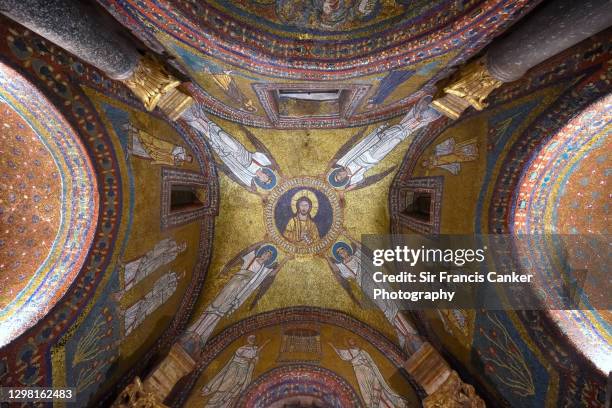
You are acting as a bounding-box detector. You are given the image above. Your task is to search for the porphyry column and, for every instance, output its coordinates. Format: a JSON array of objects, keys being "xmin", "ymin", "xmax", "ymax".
[
  {"xmin": 431, "ymin": 0, "xmax": 612, "ymax": 119},
  {"xmin": 0, "ymin": 0, "xmax": 193, "ymax": 120}
]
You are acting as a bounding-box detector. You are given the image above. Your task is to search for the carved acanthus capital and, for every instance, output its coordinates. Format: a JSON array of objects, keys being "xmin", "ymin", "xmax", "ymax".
[
  {"xmin": 423, "ymin": 371, "xmax": 486, "ymax": 408},
  {"xmin": 122, "ymin": 55, "xmax": 193, "ymax": 121},
  {"xmin": 405, "ymin": 343, "xmax": 485, "ymax": 407},
  {"xmin": 431, "ymin": 58, "xmax": 503, "ymax": 119},
  {"xmin": 112, "ymin": 377, "xmax": 167, "ymax": 408}
]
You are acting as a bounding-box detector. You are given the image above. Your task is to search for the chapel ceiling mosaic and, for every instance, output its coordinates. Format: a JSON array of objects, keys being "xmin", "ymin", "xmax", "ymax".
[
  {"xmin": 178, "ymin": 100, "xmax": 441, "ymax": 352},
  {"xmin": 1, "ymin": 1, "xmax": 610, "ymax": 407}
]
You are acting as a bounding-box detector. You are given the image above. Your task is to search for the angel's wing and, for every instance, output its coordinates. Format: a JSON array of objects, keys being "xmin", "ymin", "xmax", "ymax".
[
  {"xmin": 218, "ymin": 241, "xmax": 264, "ymax": 277},
  {"xmin": 327, "ymin": 259, "xmax": 363, "ymax": 307},
  {"xmin": 241, "ymin": 126, "xmax": 281, "ymax": 172},
  {"xmin": 249, "ymin": 262, "xmax": 286, "ymax": 310},
  {"xmin": 328, "ymin": 127, "xmax": 367, "ymax": 168},
  {"xmin": 215, "ymin": 160, "xmax": 251, "ymax": 189},
  {"xmin": 347, "ymin": 165, "xmax": 397, "ymax": 191}
]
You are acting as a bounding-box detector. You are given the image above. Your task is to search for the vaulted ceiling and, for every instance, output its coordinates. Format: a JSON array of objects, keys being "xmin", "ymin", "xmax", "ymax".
[{"xmin": 0, "ymin": 1, "xmax": 610, "ymax": 407}]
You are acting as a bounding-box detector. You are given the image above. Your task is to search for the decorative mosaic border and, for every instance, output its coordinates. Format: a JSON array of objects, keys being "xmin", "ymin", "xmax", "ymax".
[
  {"xmin": 0, "ymin": 23, "xmax": 125, "ymax": 390},
  {"xmin": 160, "ymin": 167, "xmax": 214, "ymax": 230},
  {"xmin": 236, "ymin": 364, "xmax": 363, "ymax": 407}
]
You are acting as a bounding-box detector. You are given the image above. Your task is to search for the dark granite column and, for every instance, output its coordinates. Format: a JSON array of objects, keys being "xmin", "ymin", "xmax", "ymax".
[
  {"xmin": 487, "ymin": 0, "xmax": 612, "ymax": 82},
  {"xmin": 432, "ymin": 0, "xmax": 612, "ymax": 119},
  {"xmin": 0, "ymin": 0, "xmax": 193, "ymax": 119},
  {"xmin": 0, "ymin": 0, "xmax": 139, "ymax": 80}
]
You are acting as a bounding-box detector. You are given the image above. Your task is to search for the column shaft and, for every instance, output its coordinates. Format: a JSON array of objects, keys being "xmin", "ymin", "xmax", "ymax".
[
  {"xmin": 487, "ymin": 0, "xmax": 612, "ymax": 82},
  {"xmin": 0, "ymin": 0, "xmax": 140, "ymax": 80}
]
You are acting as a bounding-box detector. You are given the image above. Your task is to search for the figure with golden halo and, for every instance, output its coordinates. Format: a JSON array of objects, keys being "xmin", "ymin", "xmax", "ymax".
[{"xmin": 283, "ymin": 190, "xmax": 321, "ymax": 245}]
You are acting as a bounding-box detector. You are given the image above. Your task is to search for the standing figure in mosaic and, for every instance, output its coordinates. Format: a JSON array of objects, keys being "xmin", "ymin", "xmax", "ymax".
[
  {"xmin": 182, "ymin": 105, "xmax": 277, "ymax": 191},
  {"xmin": 123, "ymin": 271, "xmax": 181, "ymax": 336},
  {"xmin": 328, "ymin": 95, "xmax": 440, "ymax": 189},
  {"xmin": 124, "ymin": 123, "xmax": 193, "ymax": 166},
  {"xmin": 330, "ymin": 338, "xmax": 409, "ymax": 407},
  {"xmin": 118, "ymin": 238, "xmax": 187, "ymax": 297},
  {"xmin": 201, "ymin": 335, "xmax": 270, "ymax": 407},
  {"xmin": 185, "ymin": 245, "xmax": 280, "ymax": 347},
  {"xmin": 328, "ymin": 240, "xmax": 422, "ymax": 352},
  {"xmin": 421, "ymin": 137, "xmax": 479, "ymax": 175}
]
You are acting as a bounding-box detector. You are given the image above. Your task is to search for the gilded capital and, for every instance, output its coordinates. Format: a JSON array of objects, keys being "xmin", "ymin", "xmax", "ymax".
[
  {"xmin": 431, "ymin": 58, "xmax": 503, "ymax": 119},
  {"xmin": 423, "ymin": 371, "xmax": 486, "ymax": 408},
  {"xmin": 122, "ymin": 55, "xmax": 193, "ymax": 121},
  {"xmin": 112, "ymin": 377, "xmax": 168, "ymax": 408},
  {"xmin": 404, "ymin": 342, "xmax": 485, "ymax": 407}
]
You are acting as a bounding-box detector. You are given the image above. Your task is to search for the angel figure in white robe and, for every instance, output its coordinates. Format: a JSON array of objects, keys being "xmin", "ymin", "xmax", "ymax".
[
  {"xmin": 117, "ymin": 238, "xmax": 187, "ymax": 299},
  {"xmin": 201, "ymin": 335, "xmax": 270, "ymax": 407},
  {"xmin": 328, "ymin": 95, "xmax": 440, "ymax": 190},
  {"xmin": 327, "ymin": 240, "xmax": 422, "ymax": 353},
  {"xmin": 123, "ymin": 270, "xmax": 182, "ymax": 336},
  {"xmin": 182, "ymin": 105, "xmax": 278, "ymax": 191},
  {"xmin": 185, "ymin": 244, "xmax": 283, "ymax": 348},
  {"xmin": 421, "ymin": 137, "xmax": 478, "ymax": 175},
  {"xmin": 330, "ymin": 339, "xmax": 409, "ymax": 407}
]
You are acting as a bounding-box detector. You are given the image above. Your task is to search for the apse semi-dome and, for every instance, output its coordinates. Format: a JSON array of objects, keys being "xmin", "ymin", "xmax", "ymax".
[
  {"xmin": 0, "ymin": 62, "xmax": 98, "ymax": 346},
  {"xmin": 150, "ymin": 0, "xmax": 521, "ymax": 77},
  {"xmin": 512, "ymin": 94, "xmax": 611, "ymax": 373}
]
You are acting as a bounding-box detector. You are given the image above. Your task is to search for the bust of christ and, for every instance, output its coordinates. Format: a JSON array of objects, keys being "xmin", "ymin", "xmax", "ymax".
[{"xmin": 283, "ymin": 196, "xmax": 320, "ymax": 245}]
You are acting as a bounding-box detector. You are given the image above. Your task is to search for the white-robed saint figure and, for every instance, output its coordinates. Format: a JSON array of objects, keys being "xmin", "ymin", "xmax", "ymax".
[
  {"xmin": 182, "ymin": 105, "xmax": 276, "ymax": 190},
  {"xmin": 330, "ymin": 339, "xmax": 409, "ymax": 407},
  {"xmin": 329, "ymin": 241, "xmax": 422, "ymax": 353},
  {"xmin": 123, "ymin": 271, "xmax": 181, "ymax": 336},
  {"xmin": 329, "ymin": 95, "xmax": 440, "ymax": 189},
  {"xmin": 421, "ymin": 137, "xmax": 479, "ymax": 175},
  {"xmin": 201, "ymin": 335, "xmax": 270, "ymax": 407},
  {"xmin": 118, "ymin": 238, "xmax": 187, "ymax": 298},
  {"xmin": 186, "ymin": 245, "xmax": 278, "ymax": 346}
]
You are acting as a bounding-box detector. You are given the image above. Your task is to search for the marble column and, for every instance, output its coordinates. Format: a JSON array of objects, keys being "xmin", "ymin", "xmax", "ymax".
[
  {"xmin": 0, "ymin": 0, "xmax": 193, "ymax": 119},
  {"xmin": 432, "ymin": 0, "xmax": 612, "ymax": 119}
]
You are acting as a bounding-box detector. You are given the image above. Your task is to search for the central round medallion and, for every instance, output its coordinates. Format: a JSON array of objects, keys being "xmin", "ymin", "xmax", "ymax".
[{"xmin": 265, "ymin": 177, "xmax": 343, "ymax": 255}]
